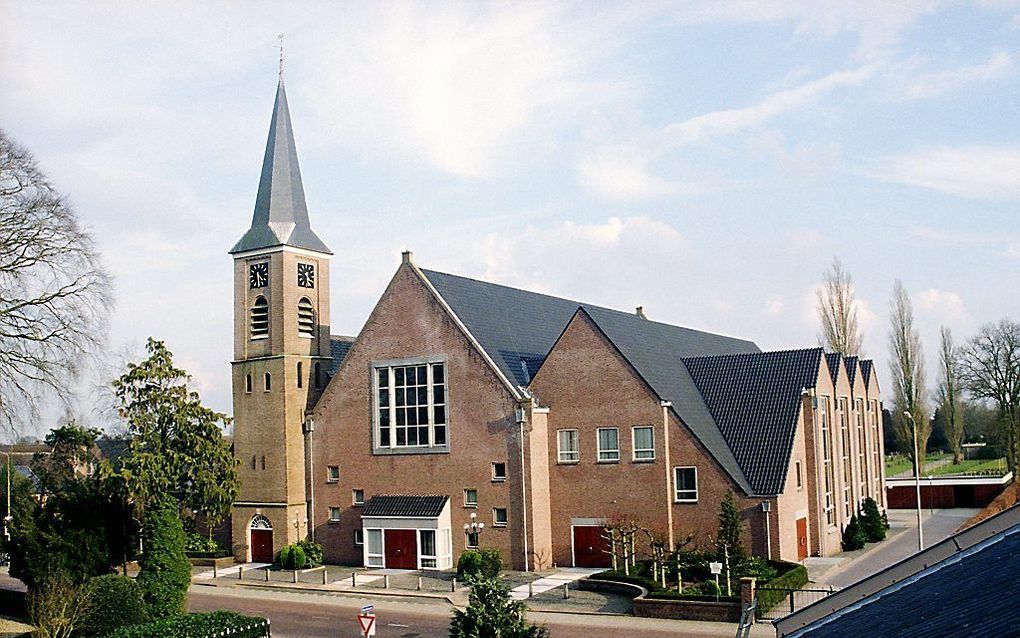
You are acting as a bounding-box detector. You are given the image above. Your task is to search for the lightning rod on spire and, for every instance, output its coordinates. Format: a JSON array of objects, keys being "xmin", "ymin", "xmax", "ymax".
[{"xmin": 277, "ymin": 33, "xmax": 285, "ymax": 80}]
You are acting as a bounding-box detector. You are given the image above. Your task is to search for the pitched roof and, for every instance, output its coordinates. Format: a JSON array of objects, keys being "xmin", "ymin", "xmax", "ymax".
[
  {"xmin": 329, "ymin": 335, "xmax": 356, "ymax": 375},
  {"xmin": 859, "ymin": 360, "xmax": 874, "ymax": 389},
  {"xmin": 362, "ymin": 495, "xmax": 449, "ymax": 518},
  {"xmin": 844, "ymin": 356, "xmax": 859, "ymax": 388},
  {"xmin": 683, "ymin": 349, "xmax": 823, "ymax": 495},
  {"xmin": 420, "ymin": 268, "xmax": 761, "ymax": 493},
  {"xmin": 777, "ymin": 504, "xmax": 1020, "ymax": 637},
  {"xmin": 230, "ymin": 80, "xmax": 331, "ymax": 255},
  {"xmin": 824, "ymin": 353, "xmax": 841, "ymax": 385}
]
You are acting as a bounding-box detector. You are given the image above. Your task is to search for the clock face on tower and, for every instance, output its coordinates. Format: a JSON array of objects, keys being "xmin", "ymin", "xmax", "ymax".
[
  {"xmin": 297, "ymin": 263, "xmax": 315, "ymax": 288},
  {"xmin": 249, "ymin": 262, "xmax": 269, "ymax": 288}
]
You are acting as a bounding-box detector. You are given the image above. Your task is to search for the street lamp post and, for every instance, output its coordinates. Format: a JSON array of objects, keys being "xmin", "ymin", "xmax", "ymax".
[
  {"xmin": 463, "ymin": 512, "xmax": 484, "ymax": 548},
  {"xmin": 1, "ymin": 449, "xmax": 11, "ymax": 541},
  {"xmin": 903, "ymin": 411, "xmax": 924, "ymax": 551}
]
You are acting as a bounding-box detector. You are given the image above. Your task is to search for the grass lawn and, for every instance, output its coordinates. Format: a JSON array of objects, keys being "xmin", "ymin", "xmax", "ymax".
[
  {"xmin": 885, "ymin": 453, "xmax": 951, "ymax": 476},
  {"xmin": 928, "ymin": 457, "xmax": 1007, "ymax": 476}
]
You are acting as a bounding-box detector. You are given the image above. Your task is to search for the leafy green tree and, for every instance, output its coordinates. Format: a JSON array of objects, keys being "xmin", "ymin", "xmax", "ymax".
[
  {"xmin": 716, "ymin": 491, "xmax": 746, "ymax": 562},
  {"xmin": 841, "ymin": 514, "xmax": 867, "ymax": 551},
  {"xmin": 78, "ymin": 574, "xmax": 148, "ymax": 638},
  {"xmin": 859, "ymin": 497, "xmax": 886, "ymax": 543},
  {"xmin": 32, "ymin": 422, "xmax": 103, "ymax": 498},
  {"xmin": 450, "ymin": 575, "xmax": 549, "ymax": 638},
  {"xmin": 114, "ymin": 338, "xmax": 238, "ymax": 527},
  {"xmin": 136, "ymin": 500, "xmax": 191, "ymax": 619}
]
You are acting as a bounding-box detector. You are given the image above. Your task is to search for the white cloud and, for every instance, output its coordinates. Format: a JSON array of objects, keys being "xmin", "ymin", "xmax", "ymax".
[
  {"xmin": 578, "ymin": 151, "xmax": 680, "ymax": 200},
  {"xmin": 914, "ymin": 288, "xmax": 972, "ymax": 328},
  {"xmin": 864, "ymin": 146, "xmax": 1020, "ymax": 200},
  {"xmin": 787, "ymin": 229, "xmax": 829, "ymax": 251},
  {"xmin": 664, "ymin": 67, "xmax": 873, "ymax": 145},
  {"xmin": 900, "ymin": 51, "xmax": 1013, "ymax": 99}
]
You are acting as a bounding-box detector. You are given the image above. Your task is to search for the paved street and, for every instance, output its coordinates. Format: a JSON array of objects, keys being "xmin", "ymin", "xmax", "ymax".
[
  {"xmin": 816, "ymin": 508, "xmax": 979, "ymax": 588},
  {"xmin": 188, "ymin": 585, "xmax": 771, "ymax": 638}
]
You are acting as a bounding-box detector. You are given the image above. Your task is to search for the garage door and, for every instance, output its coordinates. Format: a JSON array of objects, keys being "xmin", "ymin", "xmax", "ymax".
[{"xmin": 572, "ymin": 525, "xmax": 611, "ymax": 568}]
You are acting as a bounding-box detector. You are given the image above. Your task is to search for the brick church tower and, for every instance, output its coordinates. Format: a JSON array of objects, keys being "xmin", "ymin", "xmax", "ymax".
[{"xmin": 228, "ymin": 78, "xmax": 332, "ymax": 562}]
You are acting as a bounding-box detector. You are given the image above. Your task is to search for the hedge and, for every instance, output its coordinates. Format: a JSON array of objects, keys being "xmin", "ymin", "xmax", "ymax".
[
  {"xmin": 756, "ymin": 561, "xmax": 809, "ymax": 612},
  {"xmin": 78, "ymin": 574, "xmax": 148, "ymax": 637},
  {"xmin": 185, "ymin": 550, "xmax": 230, "ymax": 559},
  {"xmin": 589, "ymin": 570, "xmax": 660, "ymax": 592},
  {"xmin": 106, "ymin": 611, "xmax": 270, "ymax": 638}
]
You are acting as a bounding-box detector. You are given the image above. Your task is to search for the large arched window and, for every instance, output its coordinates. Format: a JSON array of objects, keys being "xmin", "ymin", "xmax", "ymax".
[
  {"xmin": 251, "ymin": 296, "xmax": 269, "ymax": 338},
  {"xmin": 297, "ymin": 297, "xmax": 315, "ymax": 337}
]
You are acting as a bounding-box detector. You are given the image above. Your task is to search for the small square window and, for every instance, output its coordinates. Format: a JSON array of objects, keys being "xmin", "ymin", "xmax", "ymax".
[
  {"xmin": 353, "ymin": 529, "xmax": 364, "ymax": 546},
  {"xmin": 674, "ymin": 467, "xmax": 698, "ymax": 502},
  {"xmin": 464, "ymin": 489, "xmax": 478, "ymax": 507},
  {"xmin": 493, "ymin": 508, "xmax": 508, "ymax": 527},
  {"xmin": 491, "ymin": 462, "xmax": 507, "ymax": 482},
  {"xmin": 328, "ymin": 506, "xmax": 341, "ymax": 522},
  {"xmin": 466, "ymin": 531, "xmax": 479, "ymax": 549},
  {"xmin": 353, "ymin": 489, "xmax": 365, "ymax": 506},
  {"xmin": 326, "ymin": 466, "xmax": 339, "ymax": 483},
  {"xmin": 597, "ymin": 427, "xmax": 620, "ymax": 463},
  {"xmin": 557, "ymin": 429, "xmax": 579, "ymax": 463}
]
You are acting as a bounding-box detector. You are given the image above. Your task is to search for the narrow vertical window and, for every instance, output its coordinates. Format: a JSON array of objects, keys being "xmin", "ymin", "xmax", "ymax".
[
  {"xmin": 250, "ymin": 296, "xmax": 269, "ymax": 338},
  {"xmin": 796, "ymin": 461, "xmax": 803, "ymax": 489},
  {"xmin": 264, "ymin": 372, "xmax": 271, "ymax": 391},
  {"xmin": 245, "ymin": 374, "xmax": 252, "ymax": 393},
  {"xmin": 840, "ymin": 398, "xmax": 852, "ymax": 518},
  {"xmin": 261, "ymin": 455, "xmax": 266, "ymax": 470},
  {"xmin": 251, "ymin": 455, "xmax": 256, "ymax": 470},
  {"xmin": 297, "ymin": 361, "xmax": 303, "ymax": 389},
  {"xmin": 820, "ymin": 397, "xmax": 835, "ymax": 526}
]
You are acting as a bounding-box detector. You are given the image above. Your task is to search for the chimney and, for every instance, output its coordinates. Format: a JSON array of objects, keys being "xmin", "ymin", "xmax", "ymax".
[
  {"xmin": 401, "ymin": 250, "xmax": 414, "ymax": 264},
  {"xmin": 635, "ymin": 306, "xmax": 647, "ymax": 319}
]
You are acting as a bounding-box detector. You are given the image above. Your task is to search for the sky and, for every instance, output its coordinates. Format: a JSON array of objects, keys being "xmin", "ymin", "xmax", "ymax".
[{"xmin": 1, "ymin": 1, "xmax": 1018, "ymax": 433}]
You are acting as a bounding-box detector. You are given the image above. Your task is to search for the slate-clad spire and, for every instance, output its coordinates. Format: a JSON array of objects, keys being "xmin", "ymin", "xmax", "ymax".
[{"xmin": 230, "ymin": 79, "xmax": 331, "ymax": 254}]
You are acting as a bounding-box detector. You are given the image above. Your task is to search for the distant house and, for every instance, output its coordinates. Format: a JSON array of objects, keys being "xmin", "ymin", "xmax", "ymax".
[
  {"xmin": 227, "ymin": 77, "xmax": 889, "ymax": 570},
  {"xmin": 775, "ymin": 503, "xmax": 1020, "ymax": 637}
]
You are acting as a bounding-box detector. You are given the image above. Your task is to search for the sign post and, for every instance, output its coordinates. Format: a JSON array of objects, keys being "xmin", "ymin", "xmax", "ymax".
[
  {"xmin": 358, "ymin": 605, "xmax": 376, "ymax": 637},
  {"xmin": 710, "ymin": 561, "xmax": 723, "ymax": 602}
]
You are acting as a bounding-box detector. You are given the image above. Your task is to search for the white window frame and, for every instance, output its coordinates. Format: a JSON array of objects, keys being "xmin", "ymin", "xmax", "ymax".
[
  {"xmin": 674, "ymin": 466, "xmax": 698, "ymax": 502},
  {"xmin": 491, "ymin": 462, "xmax": 507, "ymax": 482},
  {"xmin": 328, "ymin": 506, "xmax": 341, "ymax": 523},
  {"xmin": 373, "ymin": 359, "xmax": 448, "ymax": 453},
  {"xmin": 419, "ymin": 529, "xmax": 438, "ymax": 569},
  {"xmin": 493, "ymin": 508, "xmax": 508, "ymax": 527},
  {"xmin": 632, "ymin": 426, "xmax": 655, "ymax": 462},
  {"xmin": 557, "ymin": 429, "xmax": 579, "ymax": 463},
  {"xmin": 464, "ymin": 489, "xmax": 478, "ymax": 508},
  {"xmin": 597, "ymin": 427, "xmax": 620, "ymax": 463},
  {"xmin": 352, "ymin": 489, "xmax": 364, "ymax": 506},
  {"xmin": 365, "ymin": 528, "xmax": 384, "ymax": 567},
  {"xmin": 326, "ymin": 466, "xmax": 339, "ymax": 483},
  {"xmin": 820, "ymin": 396, "xmax": 836, "ymax": 526},
  {"xmin": 353, "ymin": 529, "xmax": 364, "ymax": 546}
]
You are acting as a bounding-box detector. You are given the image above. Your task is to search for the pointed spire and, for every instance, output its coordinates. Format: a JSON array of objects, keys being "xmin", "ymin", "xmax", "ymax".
[{"xmin": 230, "ymin": 78, "xmax": 331, "ymax": 255}]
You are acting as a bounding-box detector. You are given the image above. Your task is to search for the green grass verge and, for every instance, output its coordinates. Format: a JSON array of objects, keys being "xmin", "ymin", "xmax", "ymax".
[{"xmin": 928, "ymin": 457, "xmax": 1007, "ymax": 476}]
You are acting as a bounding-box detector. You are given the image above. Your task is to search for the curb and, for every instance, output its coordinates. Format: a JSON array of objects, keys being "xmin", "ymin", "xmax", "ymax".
[{"xmin": 208, "ymin": 578, "xmax": 463, "ymax": 607}]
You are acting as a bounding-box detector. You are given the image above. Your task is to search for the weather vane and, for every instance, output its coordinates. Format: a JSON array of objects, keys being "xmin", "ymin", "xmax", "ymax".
[{"xmin": 277, "ymin": 33, "xmax": 285, "ymax": 79}]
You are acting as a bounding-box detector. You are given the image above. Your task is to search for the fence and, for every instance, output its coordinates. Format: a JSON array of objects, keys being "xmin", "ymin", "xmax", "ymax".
[{"xmin": 755, "ymin": 586, "xmax": 834, "ymax": 621}]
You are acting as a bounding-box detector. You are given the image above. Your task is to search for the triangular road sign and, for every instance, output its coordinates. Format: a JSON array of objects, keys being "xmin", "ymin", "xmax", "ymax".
[{"xmin": 358, "ymin": 614, "xmax": 376, "ymax": 636}]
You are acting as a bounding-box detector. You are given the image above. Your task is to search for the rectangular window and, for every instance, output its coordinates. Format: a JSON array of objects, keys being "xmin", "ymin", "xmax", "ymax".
[
  {"xmin": 420, "ymin": 530, "xmax": 437, "ymax": 569},
  {"xmin": 632, "ymin": 426, "xmax": 655, "ymax": 461},
  {"xmin": 557, "ymin": 429, "xmax": 579, "ymax": 463},
  {"xmin": 326, "ymin": 466, "xmax": 339, "ymax": 482},
  {"xmin": 857, "ymin": 398, "xmax": 868, "ymax": 499},
  {"xmin": 796, "ymin": 461, "xmax": 803, "ymax": 489},
  {"xmin": 840, "ymin": 398, "xmax": 853, "ymax": 518},
  {"xmin": 466, "ymin": 531, "xmax": 479, "ymax": 549},
  {"xmin": 353, "ymin": 529, "xmax": 364, "ymax": 546},
  {"xmin": 597, "ymin": 427, "xmax": 620, "ymax": 463},
  {"xmin": 352, "ymin": 489, "xmax": 364, "ymax": 506},
  {"xmin": 493, "ymin": 508, "xmax": 508, "ymax": 527},
  {"xmin": 328, "ymin": 507, "xmax": 341, "ymax": 522},
  {"xmin": 820, "ymin": 397, "xmax": 835, "ymax": 526},
  {"xmin": 871, "ymin": 399, "xmax": 883, "ymax": 506},
  {"xmin": 366, "ymin": 529, "xmax": 384, "ymax": 567},
  {"xmin": 674, "ymin": 466, "xmax": 698, "ymax": 502},
  {"xmin": 375, "ymin": 362, "xmax": 447, "ymax": 450},
  {"xmin": 464, "ymin": 489, "xmax": 478, "ymax": 507},
  {"xmin": 491, "ymin": 462, "xmax": 506, "ymax": 482}
]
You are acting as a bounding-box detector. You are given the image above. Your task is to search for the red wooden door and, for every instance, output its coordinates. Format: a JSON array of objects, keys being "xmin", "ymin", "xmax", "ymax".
[
  {"xmin": 251, "ymin": 529, "xmax": 274, "ymax": 563},
  {"xmin": 384, "ymin": 529, "xmax": 418, "ymax": 569},
  {"xmin": 573, "ymin": 526, "xmax": 611, "ymax": 568},
  {"xmin": 796, "ymin": 518, "xmax": 808, "ymax": 561}
]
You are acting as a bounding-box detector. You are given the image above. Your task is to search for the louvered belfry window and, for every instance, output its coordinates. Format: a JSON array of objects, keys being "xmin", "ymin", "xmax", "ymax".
[
  {"xmin": 298, "ymin": 297, "xmax": 315, "ymax": 336},
  {"xmin": 250, "ymin": 296, "xmax": 269, "ymax": 338}
]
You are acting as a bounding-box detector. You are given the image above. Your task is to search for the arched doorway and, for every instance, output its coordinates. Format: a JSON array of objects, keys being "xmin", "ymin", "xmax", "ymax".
[{"xmin": 250, "ymin": 514, "xmax": 274, "ymax": 563}]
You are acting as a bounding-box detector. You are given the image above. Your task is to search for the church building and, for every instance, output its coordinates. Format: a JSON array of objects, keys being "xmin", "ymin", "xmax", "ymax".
[{"xmin": 229, "ymin": 78, "xmax": 887, "ymax": 571}]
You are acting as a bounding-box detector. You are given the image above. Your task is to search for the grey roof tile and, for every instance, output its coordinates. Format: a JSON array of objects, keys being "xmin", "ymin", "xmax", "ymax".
[
  {"xmin": 362, "ymin": 495, "xmax": 449, "ymax": 518},
  {"xmin": 230, "ymin": 80, "xmax": 331, "ymax": 255},
  {"xmin": 329, "ymin": 334, "xmax": 356, "ymax": 375},
  {"xmin": 844, "ymin": 356, "xmax": 859, "ymax": 388},
  {"xmin": 824, "ymin": 353, "xmax": 841, "ymax": 386},
  {"xmin": 683, "ymin": 349, "xmax": 823, "ymax": 495},
  {"xmin": 859, "ymin": 359, "xmax": 874, "ymax": 389}
]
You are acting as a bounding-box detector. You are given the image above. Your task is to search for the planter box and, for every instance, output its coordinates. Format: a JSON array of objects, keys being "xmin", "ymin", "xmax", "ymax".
[
  {"xmin": 188, "ymin": 555, "xmax": 235, "ymax": 568},
  {"xmin": 633, "ymin": 596, "xmax": 742, "ymax": 623}
]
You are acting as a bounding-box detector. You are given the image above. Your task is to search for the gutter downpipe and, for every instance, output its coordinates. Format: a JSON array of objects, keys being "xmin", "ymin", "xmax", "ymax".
[
  {"xmin": 661, "ymin": 400, "xmax": 674, "ymax": 551},
  {"xmin": 305, "ymin": 416, "xmax": 315, "ymax": 543}
]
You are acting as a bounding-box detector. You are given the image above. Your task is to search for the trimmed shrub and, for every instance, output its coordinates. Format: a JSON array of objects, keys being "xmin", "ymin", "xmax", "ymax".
[
  {"xmin": 277, "ymin": 545, "xmax": 292, "ymax": 569},
  {"xmin": 458, "ymin": 548, "xmax": 500, "ymax": 578},
  {"xmin": 733, "ymin": 556, "xmax": 777, "ymax": 582},
  {"xmin": 590, "ymin": 569, "xmax": 660, "ymax": 592},
  {"xmin": 841, "ymin": 515, "xmax": 867, "ymax": 551},
  {"xmin": 756, "ymin": 562, "xmax": 808, "ymax": 612},
  {"xmin": 288, "ymin": 545, "xmax": 307, "ymax": 570},
  {"xmin": 860, "ymin": 498, "xmax": 886, "ymax": 542},
  {"xmin": 298, "ymin": 540, "xmax": 323, "ymax": 568},
  {"xmin": 137, "ymin": 501, "xmax": 192, "ymax": 619},
  {"xmin": 478, "ymin": 547, "xmax": 502, "ymax": 578},
  {"xmin": 78, "ymin": 574, "xmax": 148, "ymax": 638},
  {"xmin": 183, "ymin": 532, "xmax": 221, "ymax": 554},
  {"xmin": 457, "ymin": 550, "xmax": 482, "ymax": 578},
  {"xmin": 106, "ymin": 610, "xmax": 269, "ymax": 638}
]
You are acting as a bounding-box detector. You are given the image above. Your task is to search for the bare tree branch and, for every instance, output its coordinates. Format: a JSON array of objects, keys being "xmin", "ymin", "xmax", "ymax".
[
  {"xmin": 959, "ymin": 320, "xmax": 1020, "ymax": 472},
  {"xmin": 936, "ymin": 326, "xmax": 965, "ymax": 464},
  {"xmin": 0, "ymin": 129, "xmax": 112, "ymax": 434},
  {"xmin": 816, "ymin": 257, "xmax": 863, "ymax": 356},
  {"xmin": 888, "ymin": 280, "xmax": 929, "ymax": 461}
]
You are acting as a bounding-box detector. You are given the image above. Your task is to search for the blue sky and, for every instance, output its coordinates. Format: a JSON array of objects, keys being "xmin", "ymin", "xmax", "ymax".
[{"xmin": 1, "ymin": 1, "xmax": 1018, "ymax": 428}]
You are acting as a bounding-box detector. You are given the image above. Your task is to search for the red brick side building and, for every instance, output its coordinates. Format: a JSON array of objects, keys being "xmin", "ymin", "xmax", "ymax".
[{"xmin": 229, "ymin": 80, "xmax": 887, "ymax": 570}]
